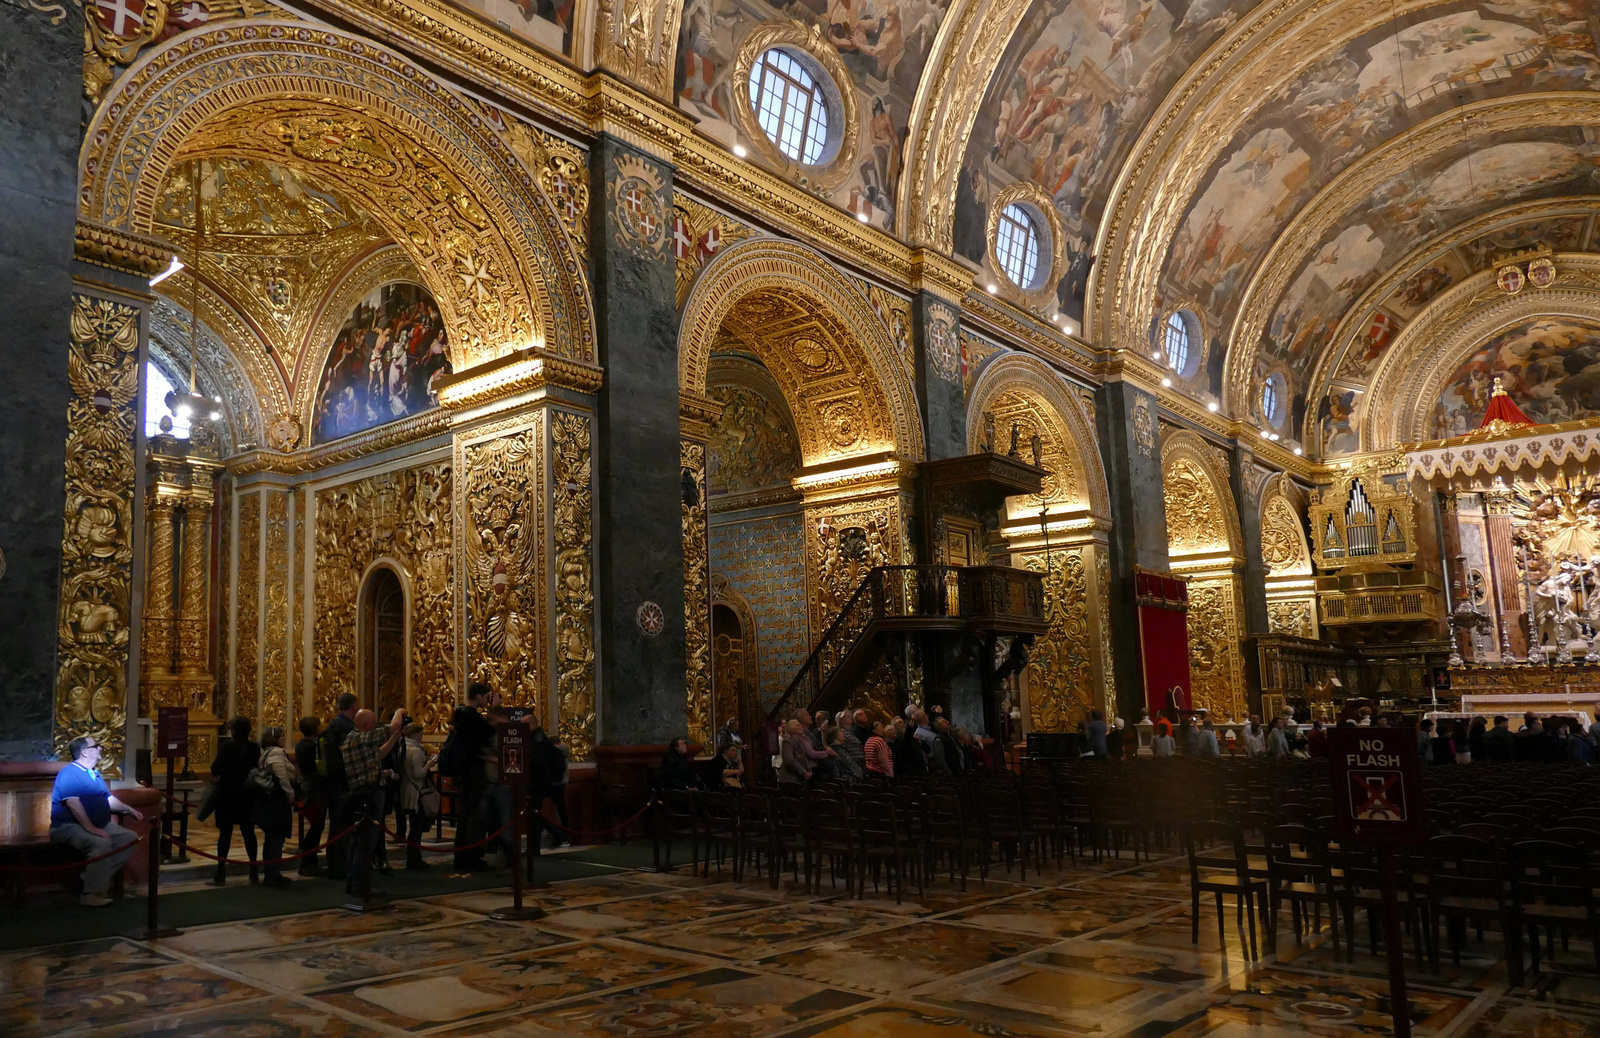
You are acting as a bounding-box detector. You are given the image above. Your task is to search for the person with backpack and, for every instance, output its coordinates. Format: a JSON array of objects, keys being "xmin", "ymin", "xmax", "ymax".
[
  {"xmin": 210, "ymin": 716, "xmax": 260, "ymax": 886},
  {"xmin": 293, "ymin": 717, "xmax": 324, "ymax": 876},
  {"xmin": 319, "ymin": 694, "xmax": 359, "ymax": 880},
  {"xmin": 252, "ymin": 726, "xmax": 299, "ymax": 887},
  {"xmin": 439, "ymin": 683, "xmax": 497, "ymax": 870}
]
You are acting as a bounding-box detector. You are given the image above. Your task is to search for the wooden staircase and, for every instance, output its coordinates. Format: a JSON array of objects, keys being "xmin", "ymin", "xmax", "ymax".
[{"xmin": 765, "ymin": 564, "xmax": 1048, "ymax": 727}]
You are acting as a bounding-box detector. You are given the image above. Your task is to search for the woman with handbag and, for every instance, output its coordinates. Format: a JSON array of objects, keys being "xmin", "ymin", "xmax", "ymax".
[
  {"xmin": 253, "ymin": 727, "xmax": 299, "ymax": 887},
  {"xmin": 397, "ymin": 723, "xmax": 435, "ymax": 870},
  {"xmin": 210, "ymin": 716, "xmax": 260, "ymax": 885}
]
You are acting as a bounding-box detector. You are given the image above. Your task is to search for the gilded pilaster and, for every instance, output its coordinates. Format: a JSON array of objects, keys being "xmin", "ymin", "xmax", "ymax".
[
  {"xmin": 552, "ymin": 411, "xmax": 596, "ymax": 761},
  {"xmin": 179, "ymin": 495, "xmax": 212, "ymax": 676},
  {"xmin": 235, "ymin": 492, "xmax": 261, "ymax": 721},
  {"xmin": 53, "ymin": 295, "xmax": 140, "ymax": 773},
  {"xmin": 1020, "ymin": 547, "xmax": 1096, "ymax": 731},
  {"xmin": 681, "ymin": 439, "xmax": 711, "ymax": 747},
  {"xmin": 262, "ymin": 491, "xmax": 289, "ymax": 733},
  {"xmin": 143, "ymin": 498, "xmax": 177, "ymax": 677}
]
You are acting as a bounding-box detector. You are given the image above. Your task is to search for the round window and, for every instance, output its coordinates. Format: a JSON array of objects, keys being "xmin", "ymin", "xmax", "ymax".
[
  {"xmin": 747, "ymin": 48, "xmax": 832, "ymax": 165},
  {"xmin": 1261, "ymin": 373, "xmax": 1287, "ymax": 427},
  {"xmin": 995, "ymin": 203, "xmax": 1043, "ymax": 290}
]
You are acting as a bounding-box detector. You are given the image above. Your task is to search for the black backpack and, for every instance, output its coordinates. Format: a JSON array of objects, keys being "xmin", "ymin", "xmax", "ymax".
[
  {"xmin": 317, "ymin": 725, "xmax": 348, "ymax": 790},
  {"xmin": 436, "ymin": 707, "xmax": 472, "ymax": 779}
]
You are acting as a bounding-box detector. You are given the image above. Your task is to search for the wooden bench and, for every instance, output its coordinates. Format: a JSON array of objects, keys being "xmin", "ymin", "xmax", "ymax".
[{"xmin": 0, "ymin": 761, "xmax": 160, "ymax": 906}]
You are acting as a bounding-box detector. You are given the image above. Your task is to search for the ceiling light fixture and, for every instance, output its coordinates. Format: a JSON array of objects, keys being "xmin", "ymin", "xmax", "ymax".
[
  {"xmin": 1293, "ymin": 446, "xmax": 1303, "ymax": 456},
  {"xmin": 733, "ymin": 144, "xmax": 748, "ymax": 158},
  {"xmin": 1160, "ymin": 377, "xmax": 1172, "ymax": 387},
  {"xmin": 986, "ymin": 283, "xmax": 998, "ymax": 294},
  {"xmin": 1207, "ymin": 401, "xmax": 1219, "ymax": 412}
]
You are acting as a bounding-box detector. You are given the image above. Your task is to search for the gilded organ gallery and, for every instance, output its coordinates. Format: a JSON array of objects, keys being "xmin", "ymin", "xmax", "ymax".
[{"xmin": 4, "ymin": 0, "xmax": 1600, "ymax": 1033}]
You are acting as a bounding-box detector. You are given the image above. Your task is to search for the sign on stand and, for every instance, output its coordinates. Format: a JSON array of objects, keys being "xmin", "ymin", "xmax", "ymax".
[
  {"xmin": 156, "ymin": 707, "xmax": 188, "ymax": 759},
  {"xmin": 498, "ymin": 721, "xmax": 530, "ymax": 790},
  {"xmin": 1327, "ymin": 726, "xmax": 1426, "ymax": 1038},
  {"xmin": 492, "ymin": 720, "xmax": 544, "ymax": 921}
]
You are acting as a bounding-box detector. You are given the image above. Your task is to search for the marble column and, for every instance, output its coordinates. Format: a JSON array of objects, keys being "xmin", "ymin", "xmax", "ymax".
[
  {"xmin": 911, "ymin": 286, "xmax": 965, "ymax": 466},
  {"xmin": 1094, "ymin": 379, "xmax": 1170, "ymax": 721},
  {"xmin": 0, "ymin": 5, "xmax": 85, "ymax": 762},
  {"xmin": 1229, "ymin": 448, "xmax": 1271, "ymax": 639},
  {"xmin": 589, "ymin": 134, "xmax": 686, "ymax": 745}
]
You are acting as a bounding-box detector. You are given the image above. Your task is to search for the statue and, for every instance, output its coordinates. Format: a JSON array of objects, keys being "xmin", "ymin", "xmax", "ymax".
[
  {"xmin": 1007, "ymin": 423, "xmax": 1021, "ymax": 458},
  {"xmin": 981, "ymin": 413, "xmax": 995, "ymax": 453},
  {"xmin": 1030, "ymin": 431, "xmax": 1043, "ymax": 468}
]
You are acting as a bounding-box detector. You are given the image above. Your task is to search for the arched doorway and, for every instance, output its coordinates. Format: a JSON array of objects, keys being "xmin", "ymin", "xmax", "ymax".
[
  {"xmin": 360, "ymin": 568, "xmax": 407, "ymax": 718},
  {"xmin": 711, "ymin": 604, "xmax": 745, "ymax": 737}
]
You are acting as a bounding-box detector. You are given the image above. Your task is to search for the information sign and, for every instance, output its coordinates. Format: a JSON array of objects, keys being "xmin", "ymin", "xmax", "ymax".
[
  {"xmin": 156, "ymin": 707, "xmax": 188, "ymax": 759},
  {"xmin": 498, "ymin": 720, "xmax": 530, "ymax": 790}
]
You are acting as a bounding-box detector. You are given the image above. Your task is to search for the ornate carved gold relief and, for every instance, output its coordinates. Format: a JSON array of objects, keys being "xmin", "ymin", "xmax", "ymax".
[
  {"xmin": 1095, "ymin": 547, "xmax": 1115, "ymax": 707},
  {"xmin": 1021, "ymin": 549, "xmax": 1095, "ymax": 731},
  {"xmin": 262, "ymin": 491, "xmax": 289, "ymax": 732},
  {"xmin": 552, "ymin": 412, "xmax": 596, "ymax": 762},
  {"xmin": 312, "ymin": 461, "xmax": 455, "ymax": 730},
  {"xmin": 80, "ymin": 27, "xmax": 594, "ymax": 369},
  {"xmin": 1187, "ymin": 576, "xmax": 1246, "ymax": 722},
  {"xmin": 673, "ymin": 198, "xmax": 758, "ymax": 308},
  {"xmin": 609, "ymin": 154, "xmax": 669, "ymax": 256},
  {"xmin": 707, "ymin": 379, "xmax": 801, "ymax": 496},
  {"xmin": 55, "ymin": 296, "xmax": 139, "ymax": 773},
  {"xmin": 805, "ymin": 501, "xmax": 901, "ymax": 646},
  {"xmin": 503, "ymin": 121, "xmax": 590, "ymax": 251},
  {"xmin": 1164, "ymin": 457, "xmax": 1231, "ymax": 556},
  {"xmin": 1267, "ymin": 600, "xmax": 1316, "ymax": 639},
  {"xmin": 236, "ymin": 492, "xmax": 261, "ymax": 715},
  {"xmin": 463, "ymin": 424, "xmax": 545, "ymax": 712},
  {"xmin": 682, "ymin": 440, "xmax": 711, "ymax": 747},
  {"xmin": 593, "ymin": 0, "xmax": 682, "ymax": 102},
  {"xmin": 1133, "ymin": 399, "xmax": 1156, "ymax": 459},
  {"xmin": 1261, "ymin": 494, "xmax": 1312, "ymax": 577}
]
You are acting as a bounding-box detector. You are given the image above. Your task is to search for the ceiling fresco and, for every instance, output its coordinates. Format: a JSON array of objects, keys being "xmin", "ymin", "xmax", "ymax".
[
  {"xmin": 1164, "ymin": 0, "xmax": 1600, "ymax": 416},
  {"xmin": 675, "ymin": 0, "xmax": 955, "ymax": 232},
  {"xmin": 1431, "ymin": 315, "xmax": 1600, "ymax": 438},
  {"xmin": 952, "ymin": 0, "xmax": 1266, "ymax": 320}
]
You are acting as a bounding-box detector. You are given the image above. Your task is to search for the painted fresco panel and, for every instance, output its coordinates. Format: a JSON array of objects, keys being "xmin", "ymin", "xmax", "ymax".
[
  {"xmin": 1431, "ymin": 317, "xmax": 1600, "ymax": 438},
  {"xmin": 676, "ymin": 0, "xmax": 955, "ymax": 232},
  {"xmin": 444, "ymin": 0, "xmax": 571, "ymax": 54},
  {"xmin": 312, "ymin": 282, "xmax": 452, "ymax": 444},
  {"xmin": 1160, "ymin": 0, "xmax": 1600, "ymax": 399},
  {"xmin": 710, "ymin": 510, "xmax": 809, "ymax": 710},
  {"xmin": 954, "ymin": 0, "xmax": 1264, "ymax": 320}
]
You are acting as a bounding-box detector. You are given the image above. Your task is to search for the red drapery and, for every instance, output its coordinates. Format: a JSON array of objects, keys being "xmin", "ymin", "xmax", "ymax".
[{"xmin": 1136, "ymin": 570, "xmax": 1191, "ymax": 715}]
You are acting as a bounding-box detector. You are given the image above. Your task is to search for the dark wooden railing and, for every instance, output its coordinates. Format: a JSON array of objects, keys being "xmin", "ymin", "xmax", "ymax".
[{"xmin": 765, "ymin": 564, "xmax": 1045, "ymax": 725}]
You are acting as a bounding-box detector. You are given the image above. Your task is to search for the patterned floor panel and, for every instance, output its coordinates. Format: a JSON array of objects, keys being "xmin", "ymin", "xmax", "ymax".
[{"xmin": 9, "ymin": 850, "xmax": 1597, "ymax": 1037}]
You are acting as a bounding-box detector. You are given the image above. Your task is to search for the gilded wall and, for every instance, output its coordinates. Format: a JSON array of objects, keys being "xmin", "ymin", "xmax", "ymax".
[
  {"xmin": 234, "ymin": 492, "xmax": 260, "ymax": 718},
  {"xmin": 312, "ymin": 461, "xmax": 455, "ymax": 730},
  {"xmin": 53, "ymin": 296, "xmax": 139, "ymax": 773},
  {"xmin": 1020, "ymin": 547, "xmax": 1096, "ymax": 731},
  {"xmin": 682, "ymin": 439, "xmax": 711, "ymax": 745},
  {"xmin": 262, "ymin": 491, "xmax": 289, "ymax": 732},
  {"xmin": 551, "ymin": 411, "xmax": 596, "ymax": 762},
  {"xmin": 709, "ymin": 511, "xmax": 808, "ymax": 711}
]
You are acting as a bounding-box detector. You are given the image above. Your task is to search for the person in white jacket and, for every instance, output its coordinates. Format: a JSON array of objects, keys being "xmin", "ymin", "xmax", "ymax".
[
  {"xmin": 255, "ymin": 727, "xmax": 299, "ymax": 887},
  {"xmin": 396, "ymin": 723, "xmax": 433, "ymax": 870}
]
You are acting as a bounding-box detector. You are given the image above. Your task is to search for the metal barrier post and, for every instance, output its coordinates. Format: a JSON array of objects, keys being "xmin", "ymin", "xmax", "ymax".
[
  {"xmin": 125, "ymin": 808, "xmax": 181, "ymax": 940},
  {"xmin": 492, "ymin": 789, "xmax": 545, "ymax": 920}
]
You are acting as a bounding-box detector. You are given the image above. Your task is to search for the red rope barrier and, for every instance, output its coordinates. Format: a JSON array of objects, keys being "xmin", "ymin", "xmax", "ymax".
[
  {"xmin": 540, "ymin": 801, "xmax": 658, "ymax": 841},
  {"xmin": 166, "ymin": 821, "xmax": 362, "ymax": 867},
  {"xmin": 378, "ymin": 823, "xmax": 512, "ymax": 853},
  {"xmin": 0, "ymin": 826, "xmax": 152, "ymax": 874}
]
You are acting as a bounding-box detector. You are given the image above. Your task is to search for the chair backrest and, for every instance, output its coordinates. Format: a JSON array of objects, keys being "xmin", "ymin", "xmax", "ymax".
[
  {"xmin": 1427, "ymin": 834, "xmax": 1503, "ymax": 901},
  {"xmin": 1542, "ymin": 826, "xmax": 1600, "ymax": 849},
  {"xmin": 1455, "ymin": 822, "xmax": 1513, "ymax": 844},
  {"xmin": 1509, "ymin": 839, "xmax": 1593, "ymax": 907},
  {"xmin": 856, "ymin": 796, "xmax": 905, "ymax": 847},
  {"xmin": 809, "ymin": 796, "xmax": 850, "ymax": 842},
  {"xmin": 1183, "ymin": 821, "xmax": 1248, "ymax": 879}
]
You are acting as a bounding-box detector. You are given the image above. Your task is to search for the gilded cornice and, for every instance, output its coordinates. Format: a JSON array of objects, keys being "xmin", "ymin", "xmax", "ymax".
[
  {"xmin": 708, "ymin": 484, "xmax": 803, "ymax": 515},
  {"xmin": 679, "ymin": 390, "xmax": 726, "ymax": 445},
  {"xmin": 1367, "ymin": 253, "xmax": 1600, "ymax": 450},
  {"xmin": 75, "ymin": 220, "xmax": 174, "ymax": 277},
  {"xmin": 908, "ymin": 248, "xmax": 972, "ymax": 303},
  {"xmin": 1227, "ymin": 93, "xmax": 1600, "ymax": 413},
  {"xmin": 227, "ymin": 405, "xmax": 453, "ymax": 474},
  {"xmin": 1091, "ymin": 0, "xmax": 1449, "ymax": 353},
  {"xmin": 434, "ymin": 347, "xmax": 605, "ymax": 409},
  {"xmin": 1304, "ymin": 196, "xmax": 1600, "ymax": 413},
  {"xmin": 897, "ymin": 0, "xmax": 1029, "ymax": 253},
  {"xmin": 959, "ymin": 291, "xmax": 1098, "ymax": 384}
]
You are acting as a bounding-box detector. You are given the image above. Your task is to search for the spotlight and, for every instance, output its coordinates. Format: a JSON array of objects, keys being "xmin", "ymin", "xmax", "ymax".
[
  {"xmin": 1151, "ymin": 351, "xmax": 1162, "ymax": 360},
  {"xmin": 1207, "ymin": 401, "xmax": 1219, "ymax": 412},
  {"xmin": 1259, "ymin": 429, "xmax": 1270, "ymax": 439},
  {"xmin": 176, "ymin": 405, "xmax": 192, "ymax": 418},
  {"xmin": 987, "ymin": 284, "xmax": 998, "ymax": 294},
  {"xmin": 1293, "ymin": 446, "xmax": 1303, "ymax": 456},
  {"xmin": 857, "ymin": 211, "xmax": 869, "ymax": 223},
  {"xmin": 209, "ymin": 411, "xmax": 221, "ymax": 420},
  {"xmin": 1161, "ymin": 377, "xmax": 1172, "ymax": 388},
  {"xmin": 732, "ymin": 144, "xmax": 747, "ymax": 158}
]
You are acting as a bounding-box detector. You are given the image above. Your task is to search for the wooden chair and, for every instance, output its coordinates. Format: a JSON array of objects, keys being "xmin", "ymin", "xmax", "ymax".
[
  {"xmin": 981, "ymin": 783, "xmax": 1044, "ymax": 880},
  {"xmin": 1331, "ymin": 844, "xmax": 1432, "ymax": 966},
  {"xmin": 808, "ymin": 796, "xmax": 858, "ymax": 896},
  {"xmin": 1265, "ymin": 824, "xmax": 1340, "ymax": 950},
  {"xmin": 653, "ymin": 789, "xmax": 700, "ymax": 873},
  {"xmin": 922, "ymin": 789, "xmax": 985, "ymax": 890},
  {"xmin": 1182, "ymin": 821, "xmax": 1271, "ymax": 961},
  {"xmin": 1507, "ymin": 839, "xmax": 1600, "ymax": 977},
  {"xmin": 856, "ymin": 796, "xmax": 921, "ymax": 903},
  {"xmin": 698, "ymin": 791, "xmax": 741, "ymax": 879},
  {"xmin": 1425, "ymin": 835, "xmax": 1518, "ymax": 978}
]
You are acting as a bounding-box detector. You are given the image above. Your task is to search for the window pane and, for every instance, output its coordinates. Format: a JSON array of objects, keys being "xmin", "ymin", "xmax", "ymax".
[
  {"xmin": 144, "ymin": 362, "xmax": 189, "ymax": 439},
  {"xmin": 749, "ymin": 49, "xmax": 829, "ymax": 165},
  {"xmin": 997, "ymin": 204, "xmax": 1040, "ymax": 288},
  {"xmin": 1164, "ymin": 313, "xmax": 1190, "ymax": 374}
]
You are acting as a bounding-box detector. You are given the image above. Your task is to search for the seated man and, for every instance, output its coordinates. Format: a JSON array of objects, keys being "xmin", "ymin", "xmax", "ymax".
[{"xmin": 50, "ymin": 736, "xmax": 143, "ymax": 907}]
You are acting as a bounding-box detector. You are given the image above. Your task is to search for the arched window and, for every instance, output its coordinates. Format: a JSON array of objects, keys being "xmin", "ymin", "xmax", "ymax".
[
  {"xmin": 143, "ymin": 362, "xmax": 189, "ymax": 439},
  {"xmin": 995, "ymin": 203, "xmax": 1041, "ymax": 289},
  {"xmin": 1163, "ymin": 312, "xmax": 1191, "ymax": 376},
  {"xmin": 748, "ymin": 49, "xmax": 830, "ymax": 165},
  {"xmin": 1262, "ymin": 373, "xmax": 1286, "ymax": 427}
]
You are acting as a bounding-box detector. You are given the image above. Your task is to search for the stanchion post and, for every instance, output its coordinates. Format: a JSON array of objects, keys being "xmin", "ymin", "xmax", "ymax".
[
  {"xmin": 125, "ymin": 809, "xmax": 181, "ymax": 940},
  {"xmin": 492, "ymin": 787, "xmax": 545, "ymax": 920},
  {"xmin": 156, "ymin": 708, "xmax": 189, "ymax": 864},
  {"xmin": 1377, "ymin": 846, "xmax": 1412, "ymax": 1038}
]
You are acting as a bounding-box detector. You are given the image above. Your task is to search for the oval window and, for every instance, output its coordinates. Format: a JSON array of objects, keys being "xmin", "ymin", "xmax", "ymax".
[
  {"xmin": 748, "ymin": 48, "xmax": 831, "ymax": 165},
  {"xmin": 995, "ymin": 203, "xmax": 1042, "ymax": 290}
]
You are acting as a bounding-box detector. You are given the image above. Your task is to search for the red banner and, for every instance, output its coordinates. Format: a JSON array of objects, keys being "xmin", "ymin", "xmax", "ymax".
[{"xmin": 1136, "ymin": 570, "xmax": 1191, "ymax": 715}]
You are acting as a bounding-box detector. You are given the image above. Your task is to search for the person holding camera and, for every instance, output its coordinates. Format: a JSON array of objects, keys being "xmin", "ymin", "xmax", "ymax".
[{"xmin": 338, "ymin": 708, "xmax": 406, "ymax": 897}]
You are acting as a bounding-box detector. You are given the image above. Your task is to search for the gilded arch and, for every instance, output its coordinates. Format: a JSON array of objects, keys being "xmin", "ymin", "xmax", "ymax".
[
  {"xmin": 1368, "ymin": 254, "xmax": 1600, "ymax": 450},
  {"xmin": 79, "ymin": 23, "xmax": 594, "ymax": 370},
  {"xmin": 964, "ymin": 352, "xmax": 1110, "ymax": 523},
  {"xmin": 679, "ymin": 238, "xmax": 925, "ymax": 464},
  {"xmin": 1161, "ymin": 430, "xmax": 1247, "ymax": 720},
  {"xmin": 356, "ymin": 556, "xmax": 413, "ymax": 716},
  {"xmin": 1259, "ymin": 473, "xmax": 1317, "ymax": 639}
]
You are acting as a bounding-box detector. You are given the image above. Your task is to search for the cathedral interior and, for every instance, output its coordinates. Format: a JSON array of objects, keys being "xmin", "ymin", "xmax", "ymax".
[{"xmin": 6, "ymin": 0, "xmax": 1600, "ymax": 1034}]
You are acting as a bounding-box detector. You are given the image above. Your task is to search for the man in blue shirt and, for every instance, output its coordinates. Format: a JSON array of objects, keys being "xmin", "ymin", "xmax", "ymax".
[{"xmin": 50, "ymin": 736, "xmax": 143, "ymax": 906}]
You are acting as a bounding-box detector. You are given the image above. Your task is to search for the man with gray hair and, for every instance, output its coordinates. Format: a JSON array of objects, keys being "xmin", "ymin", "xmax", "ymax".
[{"xmin": 49, "ymin": 736, "xmax": 142, "ymax": 906}]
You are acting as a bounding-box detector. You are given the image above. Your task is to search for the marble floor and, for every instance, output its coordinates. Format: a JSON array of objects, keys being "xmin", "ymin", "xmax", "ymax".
[{"xmin": 2, "ymin": 849, "xmax": 1596, "ymax": 1037}]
